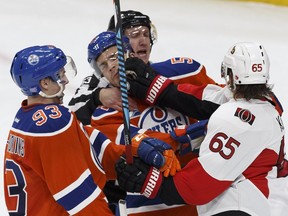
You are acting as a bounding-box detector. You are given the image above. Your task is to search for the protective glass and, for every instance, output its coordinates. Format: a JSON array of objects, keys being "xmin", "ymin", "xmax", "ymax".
[
  {"xmin": 125, "ymin": 24, "xmax": 158, "ymax": 45},
  {"xmin": 60, "ymin": 56, "xmax": 77, "ymax": 83},
  {"xmin": 97, "ymin": 51, "xmax": 119, "ymax": 73},
  {"xmin": 125, "ymin": 26, "xmax": 150, "ymax": 39}
]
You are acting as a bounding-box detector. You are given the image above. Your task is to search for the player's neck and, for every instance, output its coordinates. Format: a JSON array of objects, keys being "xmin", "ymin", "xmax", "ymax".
[{"xmin": 27, "ymin": 96, "xmax": 60, "ymax": 106}]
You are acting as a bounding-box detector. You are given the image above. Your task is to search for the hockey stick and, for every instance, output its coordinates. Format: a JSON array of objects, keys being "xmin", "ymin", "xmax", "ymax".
[
  {"xmin": 113, "ymin": 0, "xmax": 133, "ymax": 164},
  {"xmin": 118, "ymin": 199, "xmax": 128, "ymax": 216}
]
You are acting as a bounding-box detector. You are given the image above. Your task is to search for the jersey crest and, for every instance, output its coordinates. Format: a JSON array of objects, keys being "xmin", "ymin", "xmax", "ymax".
[
  {"xmin": 234, "ymin": 107, "xmax": 255, "ymax": 125},
  {"xmin": 138, "ymin": 106, "xmax": 189, "ymax": 133}
]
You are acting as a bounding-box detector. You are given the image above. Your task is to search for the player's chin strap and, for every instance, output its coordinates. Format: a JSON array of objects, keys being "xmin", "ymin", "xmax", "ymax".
[{"xmin": 39, "ymin": 81, "xmax": 65, "ymax": 99}]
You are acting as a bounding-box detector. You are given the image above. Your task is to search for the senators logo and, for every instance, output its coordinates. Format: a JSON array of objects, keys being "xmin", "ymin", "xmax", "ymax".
[{"xmin": 234, "ymin": 107, "xmax": 255, "ymax": 125}]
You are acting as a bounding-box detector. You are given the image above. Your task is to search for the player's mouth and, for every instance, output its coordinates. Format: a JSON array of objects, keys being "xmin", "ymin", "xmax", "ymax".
[
  {"xmin": 113, "ymin": 71, "xmax": 120, "ymax": 79},
  {"xmin": 136, "ymin": 49, "xmax": 148, "ymax": 58}
]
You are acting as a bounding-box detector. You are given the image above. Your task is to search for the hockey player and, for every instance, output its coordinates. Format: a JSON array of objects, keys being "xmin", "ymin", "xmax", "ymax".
[
  {"xmin": 4, "ymin": 45, "xmax": 181, "ymax": 215},
  {"xmin": 80, "ymin": 29, "xmax": 220, "ymax": 215},
  {"xmin": 68, "ymin": 10, "xmax": 217, "ymax": 125},
  {"xmin": 68, "ymin": 10, "xmax": 154, "ymax": 123},
  {"xmin": 4, "ymin": 45, "xmax": 114, "ymax": 215},
  {"xmin": 86, "ymin": 31, "xmax": 218, "ymax": 144},
  {"xmin": 69, "ymin": 10, "xmax": 219, "ymax": 216},
  {"xmin": 116, "ymin": 42, "xmax": 287, "ymax": 216}
]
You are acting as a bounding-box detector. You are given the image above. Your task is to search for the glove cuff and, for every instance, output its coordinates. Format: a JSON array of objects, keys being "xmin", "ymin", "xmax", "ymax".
[
  {"xmin": 131, "ymin": 133, "xmax": 149, "ymax": 156},
  {"xmin": 141, "ymin": 167, "xmax": 163, "ymax": 199},
  {"xmin": 145, "ymin": 75, "xmax": 173, "ymax": 105}
]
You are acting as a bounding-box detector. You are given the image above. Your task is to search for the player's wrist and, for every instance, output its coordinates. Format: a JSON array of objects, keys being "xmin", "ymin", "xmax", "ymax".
[
  {"xmin": 134, "ymin": 134, "xmax": 172, "ymax": 168},
  {"xmin": 141, "ymin": 166, "xmax": 163, "ymax": 199},
  {"xmin": 94, "ymin": 87, "xmax": 104, "ymax": 105},
  {"xmin": 145, "ymin": 75, "xmax": 173, "ymax": 106}
]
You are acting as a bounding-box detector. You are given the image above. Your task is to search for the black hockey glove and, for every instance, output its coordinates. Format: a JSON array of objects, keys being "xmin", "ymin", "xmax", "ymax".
[
  {"xmin": 115, "ymin": 156, "xmax": 163, "ymax": 199},
  {"xmin": 125, "ymin": 57, "xmax": 173, "ymax": 105}
]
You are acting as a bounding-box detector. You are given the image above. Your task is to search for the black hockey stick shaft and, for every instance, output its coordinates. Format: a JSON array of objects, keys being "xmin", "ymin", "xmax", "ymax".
[{"xmin": 113, "ymin": 0, "xmax": 133, "ymax": 164}]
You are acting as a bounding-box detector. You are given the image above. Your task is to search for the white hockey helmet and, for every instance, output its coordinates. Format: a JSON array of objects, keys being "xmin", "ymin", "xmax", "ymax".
[{"xmin": 221, "ymin": 42, "xmax": 270, "ymax": 85}]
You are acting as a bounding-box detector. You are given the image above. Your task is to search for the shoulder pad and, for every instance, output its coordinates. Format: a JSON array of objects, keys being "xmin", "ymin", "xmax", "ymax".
[
  {"xmin": 14, "ymin": 104, "xmax": 73, "ymax": 134},
  {"xmin": 151, "ymin": 57, "xmax": 202, "ymax": 78}
]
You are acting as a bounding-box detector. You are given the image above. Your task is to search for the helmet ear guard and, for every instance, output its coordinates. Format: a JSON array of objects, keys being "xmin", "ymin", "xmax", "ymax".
[
  {"xmin": 61, "ymin": 56, "xmax": 77, "ymax": 83},
  {"xmin": 221, "ymin": 42, "xmax": 270, "ymax": 87}
]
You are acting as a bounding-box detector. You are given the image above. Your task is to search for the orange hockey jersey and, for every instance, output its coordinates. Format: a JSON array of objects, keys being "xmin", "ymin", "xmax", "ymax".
[
  {"xmin": 4, "ymin": 100, "xmax": 120, "ymax": 215},
  {"xmin": 90, "ymin": 57, "xmax": 217, "ymax": 216}
]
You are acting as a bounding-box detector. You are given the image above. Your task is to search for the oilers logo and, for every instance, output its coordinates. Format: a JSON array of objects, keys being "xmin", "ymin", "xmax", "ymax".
[
  {"xmin": 138, "ymin": 106, "xmax": 189, "ymax": 133},
  {"xmin": 28, "ymin": 54, "xmax": 39, "ymax": 65}
]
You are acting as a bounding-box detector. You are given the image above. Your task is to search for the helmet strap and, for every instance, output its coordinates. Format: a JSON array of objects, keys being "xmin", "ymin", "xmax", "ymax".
[
  {"xmin": 38, "ymin": 80, "xmax": 64, "ymax": 99},
  {"xmin": 225, "ymin": 69, "xmax": 236, "ymax": 92}
]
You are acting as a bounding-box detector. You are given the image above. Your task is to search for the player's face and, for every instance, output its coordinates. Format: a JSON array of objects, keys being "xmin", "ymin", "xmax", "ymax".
[
  {"xmin": 96, "ymin": 46, "xmax": 120, "ymax": 87},
  {"xmin": 124, "ymin": 26, "xmax": 151, "ymax": 64},
  {"xmin": 40, "ymin": 69, "xmax": 68, "ymax": 104},
  {"xmin": 55, "ymin": 70, "xmax": 68, "ymax": 104}
]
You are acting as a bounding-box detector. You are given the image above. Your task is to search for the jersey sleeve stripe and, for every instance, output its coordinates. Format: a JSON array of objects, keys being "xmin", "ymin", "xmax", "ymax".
[
  {"xmin": 81, "ymin": 125, "xmax": 105, "ymax": 173},
  {"xmin": 53, "ymin": 169, "xmax": 91, "ymax": 200},
  {"xmin": 116, "ymin": 124, "xmax": 146, "ymax": 144},
  {"xmin": 97, "ymin": 139, "xmax": 110, "ymax": 163},
  {"xmin": 174, "ymin": 159, "xmax": 231, "ymax": 205},
  {"xmin": 68, "ymin": 187, "xmax": 102, "ymax": 215},
  {"xmin": 91, "ymin": 109, "xmax": 118, "ymax": 120},
  {"xmin": 169, "ymin": 65, "xmax": 203, "ymax": 80},
  {"xmin": 53, "ymin": 169, "xmax": 100, "ymax": 213},
  {"xmin": 89, "ymin": 129, "xmax": 111, "ymax": 161}
]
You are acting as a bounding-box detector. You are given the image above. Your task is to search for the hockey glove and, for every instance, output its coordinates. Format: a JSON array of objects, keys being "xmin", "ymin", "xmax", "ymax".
[
  {"xmin": 131, "ymin": 133, "xmax": 181, "ymax": 177},
  {"xmin": 125, "ymin": 57, "xmax": 173, "ymax": 105},
  {"xmin": 115, "ymin": 156, "xmax": 163, "ymax": 199},
  {"xmin": 170, "ymin": 120, "xmax": 208, "ymax": 155}
]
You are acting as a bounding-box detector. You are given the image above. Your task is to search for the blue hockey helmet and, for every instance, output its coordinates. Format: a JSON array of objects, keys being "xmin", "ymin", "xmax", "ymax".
[
  {"xmin": 10, "ymin": 45, "xmax": 69, "ymax": 96},
  {"xmin": 87, "ymin": 31, "xmax": 132, "ymax": 73}
]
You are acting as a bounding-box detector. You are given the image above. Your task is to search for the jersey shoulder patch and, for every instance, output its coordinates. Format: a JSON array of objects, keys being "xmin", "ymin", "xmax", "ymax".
[
  {"xmin": 151, "ymin": 57, "xmax": 202, "ymax": 78},
  {"xmin": 91, "ymin": 106, "xmax": 119, "ymax": 120},
  {"xmin": 13, "ymin": 104, "xmax": 72, "ymax": 134},
  {"xmin": 81, "ymin": 76, "xmax": 93, "ymax": 86},
  {"xmin": 81, "ymin": 74, "xmax": 101, "ymax": 89}
]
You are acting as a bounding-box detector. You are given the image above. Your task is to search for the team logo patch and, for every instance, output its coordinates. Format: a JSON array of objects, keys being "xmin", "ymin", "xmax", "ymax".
[
  {"xmin": 139, "ymin": 106, "xmax": 189, "ymax": 133},
  {"xmin": 28, "ymin": 54, "xmax": 39, "ymax": 65},
  {"xmin": 234, "ymin": 107, "xmax": 255, "ymax": 125}
]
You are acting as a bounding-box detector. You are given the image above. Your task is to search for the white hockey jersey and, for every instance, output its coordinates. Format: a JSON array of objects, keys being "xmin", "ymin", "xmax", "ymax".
[{"xmin": 171, "ymin": 98, "xmax": 286, "ymax": 216}]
